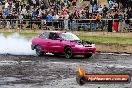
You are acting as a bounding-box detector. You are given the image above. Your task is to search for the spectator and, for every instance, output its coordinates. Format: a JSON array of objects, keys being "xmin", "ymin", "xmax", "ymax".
[
  {"xmin": 64, "ymin": 12, "xmax": 69, "ymax": 30},
  {"xmin": 54, "ymin": 2, "xmax": 59, "ymax": 14},
  {"xmin": 0, "ymin": 0, "xmax": 131, "ymax": 32},
  {"xmin": 85, "ymin": 10, "xmax": 89, "ymax": 19},
  {"xmin": 118, "ymin": 13, "xmax": 124, "ymax": 32},
  {"xmin": 21, "ymin": 7, "xmax": 27, "ymax": 15},
  {"xmin": 18, "ymin": 13, "xmax": 23, "ymax": 29},
  {"xmin": 6, "ymin": 14, "xmax": 12, "ymax": 30},
  {"xmin": 95, "ymin": 12, "xmax": 102, "ymax": 30},
  {"xmin": 125, "ymin": 15, "xmax": 130, "ymax": 30},
  {"xmin": 68, "ymin": 13, "xmax": 73, "ymax": 30},
  {"xmin": 53, "ymin": 13, "xmax": 59, "ymax": 20},
  {"xmin": 113, "ymin": 12, "xmax": 119, "ymax": 32},
  {"xmin": 108, "ymin": 0, "xmax": 114, "ymax": 9},
  {"xmin": 0, "ymin": 2, "xmax": 2, "ymax": 13},
  {"xmin": 107, "ymin": 14, "xmax": 113, "ymax": 32},
  {"xmin": 72, "ymin": 0, "xmax": 77, "ymax": 6},
  {"xmin": 31, "ymin": 8, "xmax": 36, "ymax": 16},
  {"xmin": 127, "ymin": 9, "xmax": 132, "ymax": 18},
  {"xmin": 3, "ymin": 8, "xmax": 10, "ymax": 16},
  {"xmin": 92, "ymin": 4, "xmax": 97, "ymax": 13},
  {"xmin": 5, "ymin": 1, "xmax": 9, "ymax": 9},
  {"xmin": 102, "ymin": 5, "xmax": 108, "ymax": 18},
  {"xmin": 97, "ymin": 5, "xmax": 103, "ymax": 14},
  {"xmin": 46, "ymin": 13, "xmax": 53, "ymax": 26},
  {"xmin": 113, "ymin": 2, "xmax": 118, "ymax": 12},
  {"xmin": 15, "ymin": 1, "xmax": 20, "ymax": 12}
]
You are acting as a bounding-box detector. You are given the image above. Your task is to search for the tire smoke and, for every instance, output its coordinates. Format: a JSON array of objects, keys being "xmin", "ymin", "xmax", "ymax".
[{"xmin": 0, "ymin": 33, "xmax": 35, "ymax": 55}]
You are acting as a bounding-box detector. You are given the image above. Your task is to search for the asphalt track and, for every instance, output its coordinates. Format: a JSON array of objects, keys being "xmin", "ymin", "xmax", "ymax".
[{"xmin": 0, "ymin": 53, "xmax": 132, "ymax": 88}]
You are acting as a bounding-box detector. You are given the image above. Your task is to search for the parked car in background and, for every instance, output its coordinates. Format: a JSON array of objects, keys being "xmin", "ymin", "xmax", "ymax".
[{"xmin": 31, "ymin": 31, "xmax": 96, "ymax": 59}]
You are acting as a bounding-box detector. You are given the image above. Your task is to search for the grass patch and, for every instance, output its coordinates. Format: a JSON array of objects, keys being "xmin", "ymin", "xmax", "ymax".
[
  {"xmin": 79, "ymin": 36, "xmax": 132, "ymax": 44},
  {"xmin": 1, "ymin": 32, "xmax": 132, "ymax": 44},
  {"xmin": 1, "ymin": 32, "xmax": 39, "ymax": 39}
]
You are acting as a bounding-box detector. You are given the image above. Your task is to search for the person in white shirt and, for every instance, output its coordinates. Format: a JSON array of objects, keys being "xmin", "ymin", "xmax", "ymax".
[
  {"xmin": 21, "ymin": 7, "xmax": 27, "ymax": 15},
  {"xmin": 97, "ymin": 5, "xmax": 103, "ymax": 14},
  {"xmin": 53, "ymin": 13, "xmax": 59, "ymax": 20},
  {"xmin": 64, "ymin": 12, "xmax": 69, "ymax": 30},
  {"xmin": 5, "ymin": 2, "xmax": 9, "ymax": 9},
  {"xmin": 55, "ymin": 14, "xmax": 59, "ymax": 19},
  {"xmin": 18, "ymin": 13, "xmax": 23, "ymax": 30}
]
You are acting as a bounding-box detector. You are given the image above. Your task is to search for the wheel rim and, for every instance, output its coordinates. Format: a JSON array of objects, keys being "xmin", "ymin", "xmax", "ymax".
[
  {"xmin": 36, "ymin": 46, "xmax": 42, "ymax": 55},
  {"xmin": 65, "ymin": 48, "xmax": 72, "ymax": 58}
]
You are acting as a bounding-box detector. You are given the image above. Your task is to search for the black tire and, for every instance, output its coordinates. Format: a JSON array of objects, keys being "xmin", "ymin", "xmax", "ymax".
[
  {"xmin": 84, "ymin": 53, "xmax": 92, "ymax": 58},
  {"xmin": 35, "ymin": 45, "xmax": 45, "ymax": 56},
  {"xmin": 64, "ymin": 47, "xmax": 73, "ymax": 59}
]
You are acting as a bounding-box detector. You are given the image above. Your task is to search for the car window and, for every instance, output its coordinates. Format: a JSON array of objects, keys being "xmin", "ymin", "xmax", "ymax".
[
  {"xmin": 60, "ymin": 32, "xmax": 80, "ymax": 41},
  {"xmin": 49, "ymin": 33, "xmax": 60, "ymax": 40},
  {"xmin": 39, "ymin": 32, "xmax": 49, "ymax": 39}
]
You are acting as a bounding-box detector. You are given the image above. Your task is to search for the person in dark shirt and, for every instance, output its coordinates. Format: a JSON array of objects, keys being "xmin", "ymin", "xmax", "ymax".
[
  {"xmin": 127, "ymin": 9, "xmax": 132, "ymax": 18},
  {"xmin": 11, "ymin": 13, "xmax": 17, "ymax": 28},
  {"xmin": 102, "ymin": 5, "xmax": 108, "ymax": 18},
  {"xmin": 86, "ymin": 10, "xmax": 89, "ymax": 19},
  {"xmin": 15, "ymin": 1, "xmax": 19, "ymax": 12},
  {"xmin": 107, "ymin": 14, "xmax": 113, "ymax": 32},
  {"xmin": 26, "ymin": 4, "xmax": 30, "ymax": 12},
  {"xmin": 0, "ymin": 12, "xmax": 2, "ymax": 19},
  {"xmin": 36, "ymin": 0, "xmax": 39, "ymax": 6},
  {"xmin": 68, "ymin": 13, "xmax": 73, "ymax": 30},
  {"xmin": 36, "ymin": 7, "xmax": 39, "ymax": 16},
  {"xmin": 125, "ymin": 15, "xmax": 130, "ymax": 30}
]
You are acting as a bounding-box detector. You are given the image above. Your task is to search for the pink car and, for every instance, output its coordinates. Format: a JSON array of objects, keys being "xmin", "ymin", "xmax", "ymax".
[{"xmin": 31, "ymin": 31, "xmax": 96, "ymax": 59}]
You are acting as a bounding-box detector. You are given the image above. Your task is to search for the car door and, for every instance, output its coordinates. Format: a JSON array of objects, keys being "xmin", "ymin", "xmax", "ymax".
[
  {"xmin": 39, "ymin": 32, "xmax": 50, "ymax": 52},
  {"xmin": 48, "ymin": 32, "xmax": 62, "ymax": 52}
]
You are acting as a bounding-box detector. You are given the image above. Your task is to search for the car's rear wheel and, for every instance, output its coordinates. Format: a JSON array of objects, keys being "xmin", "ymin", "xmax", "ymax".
[
  {"xmin": 64, "ymin": 47, "xmax": 73, "ymax": 59},
  {"xmin": 35, "ymin": 45, "xmax": 45, "ymax": 56},
  {"xmin": 84, "ymin": 54, "xmax": 92, "ymax": 58}
]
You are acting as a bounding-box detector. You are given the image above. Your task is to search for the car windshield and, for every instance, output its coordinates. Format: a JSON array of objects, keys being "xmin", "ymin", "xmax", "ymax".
[{"xmin": 60, "ymin": 32, "xmax": 80, "ymax": 41}]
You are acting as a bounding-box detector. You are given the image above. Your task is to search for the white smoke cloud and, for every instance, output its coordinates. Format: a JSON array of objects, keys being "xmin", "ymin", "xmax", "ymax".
[{"xmin": 0, "ymin": 33, "xmax": 35, "ymax": 55}]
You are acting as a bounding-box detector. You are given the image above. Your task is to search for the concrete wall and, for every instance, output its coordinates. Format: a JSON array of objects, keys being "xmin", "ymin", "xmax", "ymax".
[{"xmin": 96, "ymin": 43, "xmax": 132, "ymax": 53}]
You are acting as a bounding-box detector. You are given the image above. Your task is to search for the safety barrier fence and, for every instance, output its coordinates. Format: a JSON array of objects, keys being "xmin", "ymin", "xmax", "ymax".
[{"xmin": 0, "ymin": 19, "xmax": 132, "ymax": 32}]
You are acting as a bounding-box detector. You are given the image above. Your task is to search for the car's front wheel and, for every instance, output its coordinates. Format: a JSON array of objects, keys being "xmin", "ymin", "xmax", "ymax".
[
  {"xmin": 84, "ymin": 54, "xmax": 92, "ymax": 58},
  {"xmin": 35, "ymin": 45, "xmax": 45, "ymax": 56},
  {"xmin": 64, "ymin": 47, "xmax": 73, "ymax": 59}
]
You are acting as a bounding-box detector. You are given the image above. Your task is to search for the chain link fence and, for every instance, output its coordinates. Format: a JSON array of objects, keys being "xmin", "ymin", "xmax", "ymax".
[{"xmin": 0, "ymin": 19, "xmax": 132, "ymax": 32}]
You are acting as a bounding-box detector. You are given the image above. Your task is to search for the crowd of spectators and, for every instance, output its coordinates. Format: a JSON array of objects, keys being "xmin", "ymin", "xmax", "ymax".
[{"xmin": 0, "ymin": 0, "xmax": 132, "ymax": 32}]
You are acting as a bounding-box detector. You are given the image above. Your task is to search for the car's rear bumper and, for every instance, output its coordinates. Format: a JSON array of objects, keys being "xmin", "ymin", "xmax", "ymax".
[{"xmin": 72, "ymin": 47, "xmax": 96, "ymax": 55}]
